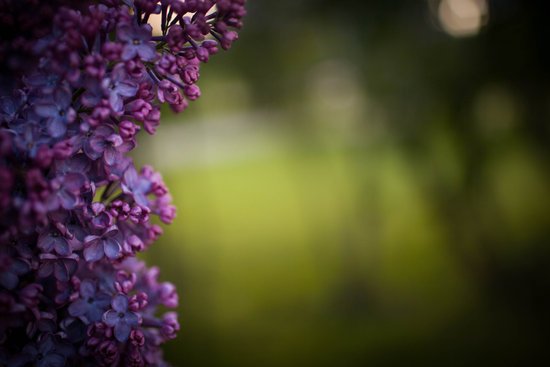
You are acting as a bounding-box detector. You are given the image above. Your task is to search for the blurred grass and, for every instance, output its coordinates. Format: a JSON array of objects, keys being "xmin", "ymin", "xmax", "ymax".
[{"xmin": 141, "ymin": 133, "xmax": 490, "ymax": 366}]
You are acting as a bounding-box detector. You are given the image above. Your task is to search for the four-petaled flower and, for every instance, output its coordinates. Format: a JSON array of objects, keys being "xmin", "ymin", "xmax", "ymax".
[
  {"xmin": 84, "ymin": 124, "xmax": 134, "ymax": 166},
  {"xmin": 122, "ymin": 166, "xmax": 152, "ymax": 208},
  {"xmin": 37, "ymin": 225, "xmax": 72, "ymax": 256},
  {"xmin": 83, "ymin": 225, "xmax": 122, "ymax": 262},
  {"xmin": 68, "ymin": 279, "xmax": 111, "ymax": 322},
  {"xmin": 7, "ymin": 335, "xmax": 68, "ymax": 367},
  {"xmin": 118, "ymin": 24, "xmax": 156, "ymax": 61},
  {"xmin": 103, "ymin": 293, "xmax": 140, "ymax": 342},
  {"xmin": 34, "ymin": 87, "xmax": 76, "ymax": 138},
  {"xmin": 101, "ymin": 65, "xmax": 138, "ymax": 113}
]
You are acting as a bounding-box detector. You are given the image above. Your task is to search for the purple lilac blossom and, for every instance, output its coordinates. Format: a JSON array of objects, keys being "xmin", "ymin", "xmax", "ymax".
[{"xmin": 0, "ymin": 0, "xmax": 246, "ymax": 365}]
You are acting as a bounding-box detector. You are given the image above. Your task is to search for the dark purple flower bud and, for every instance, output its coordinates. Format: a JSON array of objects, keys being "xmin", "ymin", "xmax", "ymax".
[
  {"xmin": 129, "ymin": 329, "xmax": 145, "ymax": 347},
  {"xmin": 202, "ymin": 39, "xmax": 219, "ymax": 56},
  {"xmin": 129, "ymin": 292, "xmax": 148, "ymax": 311},
  {"xmin": 196, "ymin": 46, "xmax": 210, "ymax": 62},
  {"xmin": 161, "ymin": 312, "xmax": 179, "ymax": 340},
  {"xmin": 102, "ymin": 40, "xmax": 123, "ymax": 61},
  {"xmin": 127, "ymin": 345, "xmax": 146, "ymax": 367},
  {"xmin": 52, "ymin": 139, "xmax": 74, "ymax": 160},
  {"xmin": 103, "ymin": 293, "xmax": 140, "ymax": 342},
  {"xmin": 124, "ymin": 58, "xmax": 147, "ymax": 79},
  {"xmin": 83, "ymin": 225, "xmax": 122, "ymax": 262},
  {"xmin": 178, "ymin": 58, "xmax": 200, "ymax": 84},
  {"xmin": 126, "ymin": 234, "xmax": 145, "ymax": 253},
  {"xmin": 109, "ymin": 199, "xmax": 131, "ymax": 221},
  {"xmin": 158, "ymin": 282, "xmax": 178, "ymax": 308},
  {"xmin": 86, "ymin": 321, "xmax": 113, "ymax": 349},
  {"xmin": 157, "ymin": 79, "xmax": 184, "ymax": 107},
  {"xmin": 84, "ymin": 53, "xmax": 106, "ymax": 79},
  {"xmin": 166, "ymin": 25, "xmax": 186, "ymax": 52},
  {"xmin": 97, "ymin": 340, "xmax": 120, "ymax": 365},
  {"xmin": 119, "ymin": 120, "xmax": 140, "ymax": 140},
  {"xmin": 156, "ymin": 53, "xmax": 178, "ymax": 76},
  {"xmin": 148, "ymin": 224, "xmax": 163, "ymax": 242},
  {"xmin": 159, "ymin": 203, "xmax": 177, "ymax": 224},
  {"xmin": 115, "ymin": 270, "xmax": 137, "ymax": 294},
  {"xmin": 184, "ymin": 84, "xmax": 201, "ymax": 100},
  {"xmin": 143, "ymin": 106, "xmax": 162, "ymax": 134},
  {"xmin": 33, "ymin": 145, "xmax": 54, "ymax": 169},
  {"xmin": 182, "ymin": 17, "xmax": 203, "ymax": 40},
  {"xmin": 125, "ymin": 98, "xmax": 152, "ymax": 122},
  {"xmin": 87, "ymin": 100, "xmax": 113, "ymax": 127}
]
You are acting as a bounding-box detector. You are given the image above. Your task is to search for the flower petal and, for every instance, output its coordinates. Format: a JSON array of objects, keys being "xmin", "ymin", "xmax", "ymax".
[
  {"xmin": 80, "ymin": 280, "xmax": 95, "ymax": 298},
  {"xmin": 116, "ymin": 81, "xmax": 138, "ymax": 97},
  {"xmin": 104, "ymin": 238, "xmax": 121, "ymax": 260},
  {"xmin": 58, "ymin": 189, "xmax": 78, "ymax": 210},
  {"xmin": 35, "ymin": 103, "xmax": 57, "ymax": 118},
  {"xmin": 54, "ymin": 237, "xmax": 71, "ymax": 256},
  {"xmin": 111, "ymin": 293, "xmax": 128, "ymax": 312},
  {"xmin": 37, "ymin": 262, "xmax": 54, "ymax": 279},
  {"xmin": 103, "ymin": 309, "xmax": 119, "ymax": 326},
  {"xmin": 83, "ymin": 240, "xmax": 103, "ymax": 262},
  {"xmin": 114, "ymin": 321, "xmax": 131, "ymax": 342},
  {"xmin": 123, "ymin": 311, "xmax": 140, "ymax": 327},
  {"xmin": 104, "ymin": 147, "xmax": 117, "ymax": 166},
  {"xmin": 53, "ymin": 261, "xmax": 69, "ymax": 282},
  {"xmin": 48, "ymin": 117, "xmax": 67, "ymax": 138},
  {"xmin": 68, "ymin": 299, "xmax": 88, "ymax": 317}
]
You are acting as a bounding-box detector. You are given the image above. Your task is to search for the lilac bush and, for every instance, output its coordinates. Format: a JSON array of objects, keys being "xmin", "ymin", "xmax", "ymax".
[{"xmin": 0, "ymin": 0, "xmax": 246, "ymax": 365}]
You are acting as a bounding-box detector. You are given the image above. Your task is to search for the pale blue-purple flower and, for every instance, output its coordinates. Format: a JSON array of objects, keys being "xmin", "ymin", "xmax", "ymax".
[
  {"xmin": 103, "ymin": 293, "xmax": 140, "ymax": 342},
  {"xmin": 68, "ymin": 280, "xmax": 111, "ymax": 322}
]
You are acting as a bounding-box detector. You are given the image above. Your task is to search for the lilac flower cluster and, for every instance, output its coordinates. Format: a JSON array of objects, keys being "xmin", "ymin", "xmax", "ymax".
[{"xmin": 0, "ymin": 0, "xmax": 245, "ymax": 365}]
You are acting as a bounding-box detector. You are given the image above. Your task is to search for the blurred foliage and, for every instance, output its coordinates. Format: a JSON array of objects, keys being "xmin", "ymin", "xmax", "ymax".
[{"xmin": 137, "ymin": 0, "xmax": 550, "ymax": 366}]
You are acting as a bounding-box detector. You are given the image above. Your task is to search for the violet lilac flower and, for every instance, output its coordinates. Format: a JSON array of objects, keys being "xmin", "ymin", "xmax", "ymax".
[
  {"xmin": 103, "ymin": 293, "xmax": 140, "ymax": 342},
  {"xmin": 68, "ymin": 280, "xmax": 111, "ymax": 323},
  {"xmin": 0, "ymin": 0, "xmax": 246, "ymax": 365},
  {"xmin": 118, "ymin": 24, "xmax": 157, "ymax": 62},
  {"xmin": 102, "ymin": 65, "xmax": 139, "ymax": 113},
  {"xmin": 34, "ymin": 87, "xmax": 76, "ymax": 138},
  {"xmin": 83, "ymin": 225, "xmax": 122, "ymax": 262}
]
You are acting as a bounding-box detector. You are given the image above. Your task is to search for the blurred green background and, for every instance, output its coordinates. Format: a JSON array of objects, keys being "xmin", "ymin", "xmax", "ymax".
[{"xmin": 136, "ymin": 1, "xmax": 550, "ymax": 366}]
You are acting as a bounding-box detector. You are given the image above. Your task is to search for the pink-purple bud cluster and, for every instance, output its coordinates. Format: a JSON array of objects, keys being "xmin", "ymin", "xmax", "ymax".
[{"xmin": 0, "ymin": 0, "xmax": 246, "ymax": 365}]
